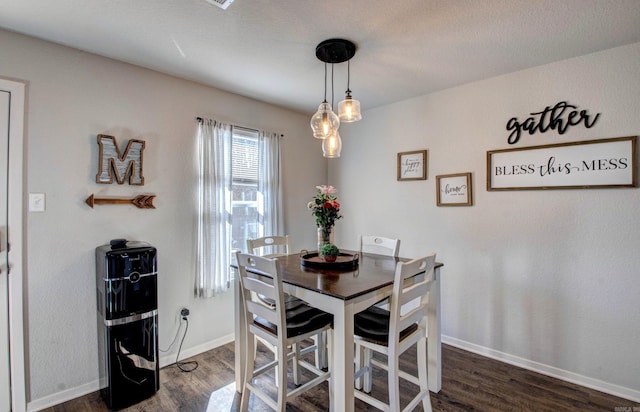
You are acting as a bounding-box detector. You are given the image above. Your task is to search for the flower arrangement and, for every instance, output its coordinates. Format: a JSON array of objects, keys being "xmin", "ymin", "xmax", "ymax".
[{"xmin": 308, "ymin": 185, "xmax": 342, "ymax": 240}]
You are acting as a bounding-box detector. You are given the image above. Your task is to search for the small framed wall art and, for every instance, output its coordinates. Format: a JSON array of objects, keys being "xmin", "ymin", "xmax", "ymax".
[
  {"xmin": 436, "ymin": 172, "xmax": 473, "ymax": 206},
  {"xmin": 397, "ymin": 150, "xmax": 427, "ymax": 181}
]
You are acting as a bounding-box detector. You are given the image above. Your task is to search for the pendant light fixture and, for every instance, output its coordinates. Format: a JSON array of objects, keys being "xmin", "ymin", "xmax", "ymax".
[
  {"xmin": 338, "ymin": 59, "xmax": 362, "ymax": 122},
  {"xmin": 310, "ymin": 63, "xmax": 339, "ymax": 139},
  {"xmin": 322, "ymin": 63, "xmax": 342, "ymax": 158},
  {"xmin": 322, "ymin": 130, "xmax": 342, "ymax": 158},
  {"xmin": 311, "ymin": 38, "xmax": 360, "ymax": 154}
]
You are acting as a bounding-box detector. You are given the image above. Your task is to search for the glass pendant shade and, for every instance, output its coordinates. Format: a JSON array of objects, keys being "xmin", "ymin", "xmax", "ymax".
[
  {"xmin": 322, "ymin": 130, "xmax": 342, "ymax": 158},
  {"xmin": 311, "ymin": 102, "xmax": 340, "ymax": 139},
  {"xmin": 338, "ymin": 91, "xmax": 362, "ymax": 122}
]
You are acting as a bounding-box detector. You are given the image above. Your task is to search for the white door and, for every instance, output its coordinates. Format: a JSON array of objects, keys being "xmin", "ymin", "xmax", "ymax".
[{"xmin": 1, "ymin": 78, "xmax": 26, "ymax": 412}]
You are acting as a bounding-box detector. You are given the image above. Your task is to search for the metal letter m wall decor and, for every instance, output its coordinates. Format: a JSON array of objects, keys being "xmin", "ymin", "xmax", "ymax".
[{"xmin": 96, "ymin": 134, "xmax": 145, "ymax": 185}]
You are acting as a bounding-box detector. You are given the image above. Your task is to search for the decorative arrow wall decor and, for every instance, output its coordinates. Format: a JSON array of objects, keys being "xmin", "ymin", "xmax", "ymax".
[{"xmin": 85, "ymin": 194, "xmax": 156, "ymax": 209}]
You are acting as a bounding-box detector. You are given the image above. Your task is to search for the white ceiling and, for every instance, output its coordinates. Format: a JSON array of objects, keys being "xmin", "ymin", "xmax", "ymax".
[{"xmin": 2, "ymin": 0, "xmax": 640, "ymax": 115}]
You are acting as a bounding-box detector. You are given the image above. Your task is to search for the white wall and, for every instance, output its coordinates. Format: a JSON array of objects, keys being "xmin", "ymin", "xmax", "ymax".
[
  {"xmin": 0, "ymin": 28, "xmax": 327, "ymax": 408},
  {"xmin": 332, "ymin": 42, "xmax": 640, "ymax": 400}
]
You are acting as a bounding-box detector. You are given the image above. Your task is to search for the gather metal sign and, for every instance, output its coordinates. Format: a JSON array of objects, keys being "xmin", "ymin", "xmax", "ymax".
[{"xmin": 505, "ymin": 101, "xmax": 601, "ymax": 145}]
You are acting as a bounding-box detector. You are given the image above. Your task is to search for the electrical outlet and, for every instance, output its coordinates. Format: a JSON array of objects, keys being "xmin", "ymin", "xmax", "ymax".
[{"xmin": 181, "ymin": 308, "xmax": 190, "ymax": 317}]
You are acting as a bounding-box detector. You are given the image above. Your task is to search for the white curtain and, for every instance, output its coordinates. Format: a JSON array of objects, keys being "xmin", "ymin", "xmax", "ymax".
[
  {"xmin": 195, "ymin": 122, "xmax": 283, "ymax": 297},
  {"xmin": 258, "ymin": 131, "xmax": 284, "ymax": 239},
  {"xmin": 195, "ymin": 118, "xmax": 232, "ymax": 297}
]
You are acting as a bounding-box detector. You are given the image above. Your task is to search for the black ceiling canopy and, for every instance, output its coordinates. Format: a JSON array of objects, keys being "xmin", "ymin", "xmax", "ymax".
[{"xmin": 316, "ymin": 39, "xmax": 356, "ymax": 64}]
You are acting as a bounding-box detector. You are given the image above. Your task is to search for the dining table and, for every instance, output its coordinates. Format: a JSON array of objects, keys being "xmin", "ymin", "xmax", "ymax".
[{"xmin": 233, "ymin": 251, "xmax": 443, "ymax": 412}]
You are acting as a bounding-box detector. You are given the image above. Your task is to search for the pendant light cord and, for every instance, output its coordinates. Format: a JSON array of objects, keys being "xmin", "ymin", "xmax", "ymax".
[
  {"xmin": 331, "ymin": 63, "xmax": 335, "ymax": 110},
  {"xmin": 346, "ymin": 60, "xmax": 351, "ymax": 93},
  {"xmin": 323, "ymin": 63, "xmax": 328, "ymax": 103}
]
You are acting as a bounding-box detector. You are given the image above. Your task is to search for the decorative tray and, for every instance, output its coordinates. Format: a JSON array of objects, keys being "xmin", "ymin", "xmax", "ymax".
[{"xmin": 300, "ymin": 250, "xmax": 359, "ymax": 270}]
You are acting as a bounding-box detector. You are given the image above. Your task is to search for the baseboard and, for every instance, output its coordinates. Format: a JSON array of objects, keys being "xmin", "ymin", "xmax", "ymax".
[
  {"xmin": 28, "ymin": 380, "xmax": 101, "ymax": 412},
  {"xmin": 443, "ymin": 335, "xmax": 640, "ymax": 403},
  {"xmin": 159, "ymin": 333, "xmax": 234, "ymax": 367},
  {"xmin": 27, "ymin": 333, "xmax": 235, "ymax": 412}
]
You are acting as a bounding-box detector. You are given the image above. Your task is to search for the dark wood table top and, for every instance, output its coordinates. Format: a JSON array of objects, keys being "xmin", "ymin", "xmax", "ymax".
[{"xmin": 273, "ymin": 251, "xmax": 443, "ymax": 301}]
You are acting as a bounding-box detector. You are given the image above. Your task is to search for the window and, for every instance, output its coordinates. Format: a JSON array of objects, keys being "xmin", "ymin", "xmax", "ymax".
[{"xmin": 231, "ymin": 129, "xmax": 259, "ymax": 252}]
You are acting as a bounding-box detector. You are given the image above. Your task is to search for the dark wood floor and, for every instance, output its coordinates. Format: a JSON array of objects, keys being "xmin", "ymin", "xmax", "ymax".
[{"xmin": 46, "ymin": 341, "xmax": 637, "ymax": 411}]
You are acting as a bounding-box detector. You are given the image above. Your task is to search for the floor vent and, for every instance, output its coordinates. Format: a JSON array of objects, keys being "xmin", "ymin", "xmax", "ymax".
[{"xmin": 205, "ymin": 0, "xmax": 234, "ymax": 10}]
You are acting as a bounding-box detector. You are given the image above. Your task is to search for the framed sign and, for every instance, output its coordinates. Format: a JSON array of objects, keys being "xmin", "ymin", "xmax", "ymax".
[
  {"xmin": 487, "ymin": 136, "xmax": 637, "ymax": 191},
  {"xmin": 397, "ymin": 150, "xmax": 427, "ymax": 181},
  {"xmin": 436, "ymin": 173, "xmax": 472, "ymax": 206}
]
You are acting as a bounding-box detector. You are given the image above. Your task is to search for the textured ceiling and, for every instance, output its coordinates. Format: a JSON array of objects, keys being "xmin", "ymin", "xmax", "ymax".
[{"xmin": 1, "ymin": 0, "xmax": 640, "ymax": 115}]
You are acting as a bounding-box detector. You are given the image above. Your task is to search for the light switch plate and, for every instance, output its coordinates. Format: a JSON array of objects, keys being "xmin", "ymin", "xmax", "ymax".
[{"xmin": 29, "ymin": 193, "xmax": 45, "ymax": 212}]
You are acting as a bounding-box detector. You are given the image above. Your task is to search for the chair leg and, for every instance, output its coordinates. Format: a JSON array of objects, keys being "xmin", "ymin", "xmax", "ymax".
[
  {"xmin": 354, "ymin": 343, "xmax": 363, "ymax": 390},
  {"xmin": 314, "ymin": 331, "xmax": 327, "ymax": 369},
  {"xmin": 240, "ymin": 332, "xmax": 255, "ymax": 412},
  {"xmin": 363, "ymin": 347, "xmax": 373, "ymax": 393},
  {"xmin": 266, "ymin": 340, "xmax": 281, "ymax": 387},
  {"xmin": 253, "ymin": 335, "xmax": 259, "ymax": 366},
  {"xmin": 326, "ymin": 329, "xmax": 333, "ymax": 372},
  {"xmin": 388, "ymin": 352, "xmax": 401, "ymax": 411},
  {"xmin": 292, "ymin": 342, "xmax": 301, "ymax": 385},
  {"xmin": 417, "ymin": 337, "xmax": 432, "ymax": 412},
  {"xmin": 276, "ymin": 344, "xmax": 288, "ymax": 412}
]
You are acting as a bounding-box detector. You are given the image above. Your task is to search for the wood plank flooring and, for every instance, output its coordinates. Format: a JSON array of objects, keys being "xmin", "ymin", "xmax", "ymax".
[{"xmin": 45, "ymin": 342, "xmax": 637, "ymax": 411}]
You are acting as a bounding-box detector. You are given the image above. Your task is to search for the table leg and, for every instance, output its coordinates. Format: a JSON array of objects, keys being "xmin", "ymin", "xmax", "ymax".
[
  {"xmin": 427, "ymin": 267, "xmax": 442, "ymax": 392},
  {"xmin": 330, "ymin": 302, "xmax": 355, "ymax": 412},
  {"xmin": 234, "ymin": 272, "xmax": 246, "ymax": 393}
]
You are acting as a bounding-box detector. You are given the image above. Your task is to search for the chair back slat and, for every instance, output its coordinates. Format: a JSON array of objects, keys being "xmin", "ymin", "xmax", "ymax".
[
  {"xmin": 360, "ymin": 235, "xmax": 400, "ymax": 257},
  {"xmin": 398, "ymin": 305, "xmax": 426, "ymax": 332},
  {"xmin": 389, "ymin": 254, "xmax": 436, "ymax": 343},
  {"xmin": 247, "ymin": 235, "xmax": 290, "ymax": 257},
  {"xmin": 244, "ymin": 276, "xmax": 276, "ymax": 300},
  {"xmin": 399, "ymin": 280, "xmax": 427, "ymax": 306},
  {"xmin": 246, "ymin": 300, "xmax": 278, "ymax": 325}
]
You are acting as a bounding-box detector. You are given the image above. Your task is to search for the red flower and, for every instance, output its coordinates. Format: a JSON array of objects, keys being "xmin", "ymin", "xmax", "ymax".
[{"xmin": 309, "ymin": 185, "xmax": 343, "ymax": 231}]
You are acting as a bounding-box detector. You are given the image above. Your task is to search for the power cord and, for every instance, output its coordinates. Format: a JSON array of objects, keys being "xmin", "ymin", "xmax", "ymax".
[
  {"xmin": 160, "ymin": 309, "xmax": 198, "ymax": 372},
  {"xmin": 175, "ymin": 315, "xmax": 198, "ymax": 372},
  {"xmin": 159, "ymin": 322, "xmax": 182, "ymax": 353}
]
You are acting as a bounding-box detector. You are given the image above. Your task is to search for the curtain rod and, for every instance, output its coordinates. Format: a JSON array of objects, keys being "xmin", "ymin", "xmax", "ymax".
[{"xmin": 196, "ymin": 117, "xmax": 284, "ymax": 137}]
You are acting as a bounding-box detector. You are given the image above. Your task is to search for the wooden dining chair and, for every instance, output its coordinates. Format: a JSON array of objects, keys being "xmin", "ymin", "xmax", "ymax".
[
  {"xmin": 353, "ymin": 253, "xmax": 436, "ymax": 412},
  {"xmin": 359, "ymin": 235, "xmax": 400, "ymax": 258},
  {"xmin": 355, "ymin": 237, "xmax": 399, "ymax": 387},
  {"xmin": 247, "ymin": 235, "xmax": 290, "ymax": 258},
  {"xmin": 235, "ymin": 252, "xmax": 333, "ymax": 411},
  {"xmin": 247, "ymin": 235, "xmax": 328, "ymax": 372},
  {"xmin": 358, "ymin": 235, "xmax": 401, "ymax": 312}
]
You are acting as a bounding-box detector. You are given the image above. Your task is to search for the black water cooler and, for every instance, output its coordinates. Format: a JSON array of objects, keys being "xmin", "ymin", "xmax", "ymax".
[{"xmin": 96, "ymin": 239, "xmax": 159, "ymax": 410}]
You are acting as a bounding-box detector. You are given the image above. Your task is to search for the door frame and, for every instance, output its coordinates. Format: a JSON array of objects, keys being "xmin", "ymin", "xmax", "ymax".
[{"xmin": 1, "ymin": 77, "xmax": 27, "ymax": 412}]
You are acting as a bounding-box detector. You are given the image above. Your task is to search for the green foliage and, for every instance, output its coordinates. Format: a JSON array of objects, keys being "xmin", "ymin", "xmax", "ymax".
[{"xmin": 320, "ymin": 243, "xmax": 339, "ymax": 257}]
